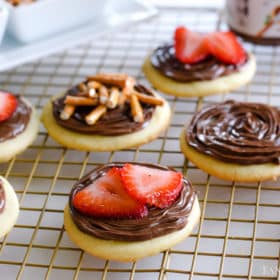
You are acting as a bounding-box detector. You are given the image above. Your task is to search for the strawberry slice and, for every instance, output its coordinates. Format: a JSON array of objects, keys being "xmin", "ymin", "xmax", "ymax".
[
  {"xmin": 73, "ymin": 167, "xmax": 148, "ymax": 218},
  {"xmin": 0, "ymin": 91, "xmax": 18, "ymax": 122},
  {"xmin": 174, "ymin": 26, "xmax": 209, "ymax": 64},
  {"xmin": 205, "ymin": 31, "xmax": 246, "ymax": 65},
  {"xmin": 121, "ymin": 164, "xmax": 183, "ymax": 208}
]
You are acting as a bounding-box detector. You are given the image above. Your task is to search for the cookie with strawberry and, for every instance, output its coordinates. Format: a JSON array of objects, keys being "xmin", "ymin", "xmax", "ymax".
[
  {"xmin": 0, "ymin": 91, "xmax": 39, "ymax": 162},
  {"xmin": 64, "ymin": 162, "xmax": 200, "ymax": 261},
  {"xmin": 143, "ymin": 26, "xmax": 256, "ymax": 97}
]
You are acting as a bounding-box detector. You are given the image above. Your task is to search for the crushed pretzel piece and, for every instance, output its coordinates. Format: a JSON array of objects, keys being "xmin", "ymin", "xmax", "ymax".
[
  {"xmin": 88, "ymin": 81, "xmax": 101, "ymax": 89},
  {"xmin": 87, "ymin": 73, "xmax": 129, "ymax": 88},
  {"xmin": 64, "ymin": 96, "xmax": 98, "ymax": 106},
  {"xmin": 78, "ymin": 83, "xmax": 88, "ymax": 93},
  {"xmin": 60, "ymin": 104, "xmax": 75, "ymax": 120},
  {"xmin": 99, "ymin": 86, "xmax": 109, "ymax": 104},
  {"xmin": 133, "ymin": 91, "xmax": 164, "ymax": 106},
  {"xmin": 130, "ymin": 94, "xmax": 144, "ymax": 123},
  {"xmin": 107, "ymin": 87, "xmax": 120, "ymax": 109},
  {"xmin": 89, "ymin": 88, "xmax": 97, "ymax": 98},
  {"xmin": 85, "ymin": 105, "xmax": 107, "ymax": 125},
  {"xmin": 117, "ymin": 92, "xmax": 127, "ymax": 106}
]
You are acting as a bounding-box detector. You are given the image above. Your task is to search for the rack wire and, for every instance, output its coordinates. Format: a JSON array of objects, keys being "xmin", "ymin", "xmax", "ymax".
[{"xmin": 1, "ymin": 6, "xmax": 280, "ymax": 280}]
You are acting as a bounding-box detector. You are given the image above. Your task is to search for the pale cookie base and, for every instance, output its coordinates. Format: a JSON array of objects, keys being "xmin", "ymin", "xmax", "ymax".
[
  {"xmin": 41, "ymin": 95, "xmax": 171, "ymax": 151},
  {"xmin": 64, "ymin": 196, "xmax": 200, "ymax": 262},
  {"xmin": 180, "ymin": 131, "xmax": 280, "ymax": 182},
  {"xmin": 0, "ymin": 99, "xmax": 40, "ymax": 162},
  {"xmin": 0, "ymin": 176, "xmax": 19, "ymax": 238},
  {"xmin": 142, "ymin": 53, "xmax": 256, "ymax": 97}
]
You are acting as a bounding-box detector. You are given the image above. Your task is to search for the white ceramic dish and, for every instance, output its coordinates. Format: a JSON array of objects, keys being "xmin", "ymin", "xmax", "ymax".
[
  {"xmin": 0, "ymin": 4, "xmax": 8, "ymax": 45},
  {"xmin": 0, "ymin": 0, "xmax": 157, "ymax": 71},
  {"xmin": 2, "ymin": 0, "xmax": 106, "ymax": 43}
]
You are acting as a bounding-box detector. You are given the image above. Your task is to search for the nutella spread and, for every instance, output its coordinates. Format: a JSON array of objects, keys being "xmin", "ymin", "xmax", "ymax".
[
  {"xmin": 150, "ymin": 45, "xmax": 246, "ymax": 82},
  {"xmin": 0, "ymin": 180, "xmax": 5, "ymax": 214},
  {"xmin": 53, "ymin": 84, "xmax": 155, "ymax": 136},
  {"xmin": 226, "ymin": 0, "xmax": 280, "ymax": 45},
  {"xmin": 0, "ymin": 96, "xmax": 31, "ymax": 143},
  {"xmin": 69, "ymin": 163, "xmax": 196, "ymax": 241},
  {"xmin": 187, "ymin": 100, "xmax": 280, "ymax": 165}
]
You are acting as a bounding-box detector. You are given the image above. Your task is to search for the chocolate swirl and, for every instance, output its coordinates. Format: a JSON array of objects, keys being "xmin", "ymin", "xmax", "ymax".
[
  {"xmin": 0, "ymin": 97, "xmax": 31, "ymax": 143},
  {"xmin": 69, "ymin": 162, "xmax": 196, "ymax": 241},
  {"xmin": 52, "ymin": 84, "xmax": 155, "ymax": 136},
  {"xmin": 150, "ymin": 45, "xmax": 246, "ymax": 82},
  {"xmin": 187, "ymin": 100, "xmax": 280, "ymax": 165},
  {"xmin": 0, "ymin": 180, "xmax": 5, "ymax": 214}
]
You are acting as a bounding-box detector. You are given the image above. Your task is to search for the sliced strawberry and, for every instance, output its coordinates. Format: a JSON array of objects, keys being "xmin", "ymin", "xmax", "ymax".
[
  {"xmin": 174, "ymin": 26, "xmax": 209, "ymax": 64},
  {"xmin": 205, "ymin": 31, "xmax": 246, "ymax": 64},
  {"xmin": 121, "ymin": 164, "xmax": 183, "ymax": 208},
  {"xmin": 0, "ymin": 91, "xmax": 18, "ymax": 122},
  {"xmin": 73, "ymin": 167, "xmax": 147, "ymax": 218}
]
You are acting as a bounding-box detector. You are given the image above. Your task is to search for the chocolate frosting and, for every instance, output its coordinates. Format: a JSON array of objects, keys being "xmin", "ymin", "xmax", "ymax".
[
  {"xmin": 150, "ymin": 45, "xmax": 246, "ymax": 82},
  {"xmin": 0, "ymin": 180, "xmax": 5, "ymax": 214},
  {"xmin": 52, "ymin": 85, "xmax": 155, "ymax": 136},
  {"xmin": 0, "ymin": 97, "xmax": 31, "ymax": 143},
  {"xmin": 69, "ymin": 162, "xmax": 196, "ymax": 241},
  {"xmin": 187, "ymin": 100, "xmax": 280, "ymax": 165}
]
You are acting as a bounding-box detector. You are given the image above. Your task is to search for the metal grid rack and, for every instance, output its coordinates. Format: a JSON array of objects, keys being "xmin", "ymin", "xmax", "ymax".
[{"xmin": 1, "ymin": 6, "xmax": 280, "ymax": 280}]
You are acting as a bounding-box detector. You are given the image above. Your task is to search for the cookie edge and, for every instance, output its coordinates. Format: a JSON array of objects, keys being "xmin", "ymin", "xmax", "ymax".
[
  {"xmin": 180, "ymin": 130, "xmax": 280, "ymax": 182},
  {"xmin": 142, "ymin": 53, "xmax": 256, "ymax": 97},
  {"xmin": 64, "ymin": 195, "xmax": 200, "ymax": 262},
  {"xmin": 41, "ymin": 94, "xmax": 171, "ymax": 151}
]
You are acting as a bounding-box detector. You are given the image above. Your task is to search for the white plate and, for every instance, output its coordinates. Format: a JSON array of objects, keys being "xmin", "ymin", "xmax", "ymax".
[{"xmin": 0, "ymin": 0, "xmax": 157, "ymax": 72}]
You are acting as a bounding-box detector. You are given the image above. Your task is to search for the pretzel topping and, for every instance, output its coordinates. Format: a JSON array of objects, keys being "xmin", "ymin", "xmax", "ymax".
[
  {"xmin": 107, "ymin": 87, "xmax": 120, "ymax": 109},
  {"xmin": 85, "ymin": 105, "xmax": 107, "ymax": 125},
  {"xmin": 133, "ymin": 91, "xmax": 164, "ymax": 106},
  {"xmin": 60, "ymin": 104, "xmax": 75, "ymax": 120},
  {"xmin": 59, "ymin": 74, "xmax": 163, "ymax": 126},
  {"xmin": 64, "ymin": 96, "xmax": 98, "ymax": 106},
  {"xmin": 87, "ymin": 73, "xmax": 129, "ymax": 88},
  {"xmin": 130, "ymin": 94, "xmax": 144, "ymax": 123}
]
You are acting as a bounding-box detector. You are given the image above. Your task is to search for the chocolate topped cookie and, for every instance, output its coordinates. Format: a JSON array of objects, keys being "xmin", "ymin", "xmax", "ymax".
[
  {"xmin": 180, "ymin": 101, "xmax": 280, "ymax": 182},
  {"xmin": 64, "ymin": 162, "xmax": 200, "ymax": 261},
  {"xmin": 0, "ymin": 91, "xmax": 39, "ymax": 162},
  {"xmin": 42, "ymin": 73, "xmax": 171, "ymax": 151},
  {"xmin": 143, "ymin": 26, "xmax": 256, "ymax": 97}
]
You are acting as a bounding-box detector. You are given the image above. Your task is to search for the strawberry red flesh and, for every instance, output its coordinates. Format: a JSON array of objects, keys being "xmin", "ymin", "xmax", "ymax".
[
  {"xmin": 121, "ymin": 164, "xmax": 183, "ymax": 208},
  {"xmin": 204, "ymin": 31, "xmax": 246, "ymax": 65},
  {"xmin": 0, "ymin": 91, "xmax": 18, "ymax": 122},
  {"xmin": 174, "ymin": 26, "xmax": 209, "ymax": 64},
  {"xmin": 73, "ymin": 167, "xmax": 148, "ymax": 219}
]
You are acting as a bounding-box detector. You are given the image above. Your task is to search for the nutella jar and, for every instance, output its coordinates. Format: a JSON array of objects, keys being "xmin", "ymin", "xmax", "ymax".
[{"xmin": 226, "ymin": 0, "xmax": 280, "ymax": 45}]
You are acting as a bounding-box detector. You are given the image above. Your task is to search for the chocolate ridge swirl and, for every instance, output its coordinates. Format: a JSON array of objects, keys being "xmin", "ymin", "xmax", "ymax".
[
  {"xmin": 0, "ymin": 180, "xmax": 5, "ymax": 214},
  {"xmin": 52, "ymin": 84, "xmax": 155, "ymax": 136},
  {"xmin": 150, "ymin": 45, "xmax": 247, "ymax": 82},
  {"xmin": 0, "ymin": 96, "xmax": 31, "ymax": 143},
  {"xmin": 187, "ymin": 100, "xmax": 280, "ymax": 165},
  {"xmin": 69, "ymin": 162, "xmax": 196, "ymax": 241}
]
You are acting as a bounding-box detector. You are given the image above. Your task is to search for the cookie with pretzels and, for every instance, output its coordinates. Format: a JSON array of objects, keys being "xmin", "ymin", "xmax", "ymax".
[
  {"xmin": 143, "ymin": 26, "xmax": 256, "ymax": 97},
  {"xmin": 42, "ymin": 73, "xmax": 171, "ymax": 151},
  {"xmin": 180, "ymin": 100, "xmax": 280, "ymax": 182}
]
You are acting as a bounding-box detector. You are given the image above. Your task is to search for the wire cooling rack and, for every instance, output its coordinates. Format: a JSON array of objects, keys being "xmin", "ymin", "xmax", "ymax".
[{"xmin": 1, "ymin": 6, "xmax": 280, "ymax": 280}]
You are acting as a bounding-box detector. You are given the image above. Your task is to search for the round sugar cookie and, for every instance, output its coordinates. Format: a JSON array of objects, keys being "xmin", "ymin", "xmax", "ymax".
[
  {"xmin": 142, "ymin": 53, "xmax": 256, "ymax": 97},
  {"xmin": 0, "ymin": 97, "xmax": 40, "ymax": 163},
  {"xmin": 0, "ymin": 176, "xmax": 19, "ymax": 238},
  {"xmin": 64, "ymin": 196, "xmax": 200, "ymax": 262},
  {"xmin": 64, "ymin": 162, "xmax": 200, "ymax": 262},
  {"xmin": 42, "ymin": 93, "xmax": 171, "ymax": 152},
  {"xmin": 180, "ymin": 132, "xmax": 280, "ymax": 182}
]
